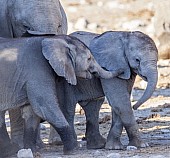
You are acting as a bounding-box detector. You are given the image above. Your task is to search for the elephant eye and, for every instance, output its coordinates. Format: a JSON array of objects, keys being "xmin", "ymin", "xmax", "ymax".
[
  {"xmin": 136, "ymin": 58, "xmax": 140, "ymax": 63},
  {"xmin": 135, "ymin": 58, "xmax": 140, "ymax": 66},
  {"xmin": 87, "ymin": 56, "xmax": 91, "ymax": 61}
]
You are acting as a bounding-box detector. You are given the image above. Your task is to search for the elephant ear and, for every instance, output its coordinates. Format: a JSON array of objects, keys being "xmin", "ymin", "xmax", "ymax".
[
  {"xmin": 42, "ymin": 38, "xmax": 77, "ymax": 85},
  {"xmin": 89, "ymin": 32, "xmax": 131, "ymax": 79}
]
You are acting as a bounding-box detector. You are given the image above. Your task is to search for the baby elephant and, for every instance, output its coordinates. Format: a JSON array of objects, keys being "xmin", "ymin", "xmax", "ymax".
[{"xmin": 0, "ymin": 34, "xmax": 119, "ymax": 157}]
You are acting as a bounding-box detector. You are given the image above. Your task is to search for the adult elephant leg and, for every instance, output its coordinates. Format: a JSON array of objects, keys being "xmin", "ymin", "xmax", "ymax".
[
  {"xmin": 27, "ymin": 82, "xmax": 77, "ymax": 154},
  {"xmin": 21, "ymin": 105, "xmax": 41, "ymax": 152},
  {"xmin": 105, "ymin": 110, "xmax": 123, "ymax": 150},
  {"xmin": 9, "ymin": 108, "xmax": 24, "ymax": 148},
  {"xmin": 80, "ymin": 98, "xmax": 106, "ymax": 149},
  {"xmin": 0, "ymin": 111, "xmax": 19, "ymax": 157},
  {"xmin": 49, "ymin": 126, "xmax": 62, "ymax": 145},
  {"xmin": 9, "ymin": 107, "xmax": 44, "ymax": 149}
]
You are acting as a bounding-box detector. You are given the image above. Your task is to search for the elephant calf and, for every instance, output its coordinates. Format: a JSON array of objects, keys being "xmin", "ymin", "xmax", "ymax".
[
  {"xmin": 49, "ymin": 30, "xmax": 158, "ymax": 150},
  {"xmin": 70, "ymin": 31, "xmax": 158, "ymax": 149},
  {"xmin": 0, "ymin": 34, "xmax": 120, "ymax": 157}
]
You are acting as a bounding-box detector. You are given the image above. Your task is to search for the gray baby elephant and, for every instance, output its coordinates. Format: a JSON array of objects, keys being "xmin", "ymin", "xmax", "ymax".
[
  {"xmin": 50, "ymin": 31, "xmax": 158, "ymax": 150},
  {"xmin": 0, "ymin": 34, "xmax": 119, "ymax": 157}
]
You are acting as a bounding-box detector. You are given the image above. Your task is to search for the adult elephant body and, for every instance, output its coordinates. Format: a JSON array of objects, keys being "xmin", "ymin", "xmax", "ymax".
[
  {"xmin": 0, "ymin": 35, "xmax": 118, "ymax": 157},
  {"xmin": 50, "ymin": 31, "xmax": 158, "ymax": 149},
  {"xmin": 0, "ymin": 0, "xmax": 67, "ymax": 37},
  {"xmin": 0, "ymin": 0, "xmax": 68, "ymax": 151}
]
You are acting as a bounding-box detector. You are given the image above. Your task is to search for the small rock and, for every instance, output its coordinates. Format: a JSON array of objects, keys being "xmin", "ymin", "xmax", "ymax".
[
  {"xmin": 161, "ymin": 129, "xmax": 170, "ymax": 133},
  {"xmin": 107, "ymin": 153, "xmax": 121, "ymax": 158},
  {"xmin": 87, "ymin": 23, "xmax": 98, "ymax": 31},
  {"xmin": 40, "ymin": 124, "xmax": 46, "ymax": 130},
  {"xmin": 126, "ymin": 146, "xmax": 137, "ymax": 150},
  {"xmin": 132, "ymin": 156, "xmax": 141, "ymax": 158},
  {"xmin": 122, "ymin": 20, "xmax": 145, "ymax": 30},
  {"xmin": 149, "ymin": 155, "xmax": 166, "ymax": 158},
  {"xmin": 94, "ymin": 150, "xmax": 101, "ymax": 156},
  {"xmin": 140, "ymin": 80, "xmax": 147, "ymax": 89},
  {"xmin": 74, "ymin": 17, "xmax": 88, "ymax": 30},
  {"xmin": 17, "ymin": 149, "xmax": 34, "ymax": 158}
]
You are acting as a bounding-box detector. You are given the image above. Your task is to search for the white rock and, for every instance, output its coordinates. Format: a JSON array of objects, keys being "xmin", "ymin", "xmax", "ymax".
[
  {"xmin": 131, "ymin": 156, "xmax": 141, "ymax": 158},
  {"xmin": 140, "ymin": 80, "xmax": 147, "ymax": 89},
  {"xmin": 17, "ymin": 149, "xmax": 34, "ymax": 158},
  {"xmin": 97, "ymin": 1, "xmax": 103, "ymax": 7},
  {"xmin": 74, "ymin": 17, "xmax": 88, "ymax": 30},
  {"xmin": 40, "ymin": 123, "xmax": 46, "ymax": 130},
  {"xmin": 122, "ymin": 20, "xmax": 145, "ymax": 30},
  {"xmin": 126, "ymin": 146, "xmax": 137, "ymax": 150},
  {"xmin": 87, "ymin": 23, "xmax": 98, "ymax": 31},
  {"xmin": 107, "ymin": 153, "xmax": 121, "ymax": 158},
  {"xmin": 94, "ymin": 150, "xmax": 101, "ymax": 156},
  {"xmin": 105, "ymin": 1, "xmax": 124, "ymax": 9},
  {"xmin": 67, "ymin": 6, "xmax": 77, "ymax": 13},
  {"xmin": 149, "ymin": 155, "xmax": 166, "ymax": 158},
  {"xmin": 161, "ymin": 129, "xmax": 170, "ymax": 133}
]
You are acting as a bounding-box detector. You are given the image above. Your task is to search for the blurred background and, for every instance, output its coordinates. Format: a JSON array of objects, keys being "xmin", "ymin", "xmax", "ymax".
[{"xmin": 61, "ymin": 0, "xmax": 170, "ymax": 59}]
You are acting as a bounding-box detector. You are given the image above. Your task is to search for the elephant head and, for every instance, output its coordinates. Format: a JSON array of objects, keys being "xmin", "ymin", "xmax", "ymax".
[
  {"xmin": 42, "ymin": 35, "xmax": 119, "ymax": 85},
  {"xmin": 88, "ymin": 31, "xmax": 158, "ymax": 110},
  {"xmin": 6, "ymin": 0, "xmax": 67, "ymax": 37}
]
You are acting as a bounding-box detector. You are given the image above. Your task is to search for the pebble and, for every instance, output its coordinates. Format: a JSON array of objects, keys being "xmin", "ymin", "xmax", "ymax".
[
  {"xmin": 160, "ymin": 129, "xmax": 170, "ymax": 133},
  {"xmin": 74, "ymin": 17, "xmax": 88, "ymax": 30},
  {"xmin": 107, "ymin": 153, "xmax": 121, "ymax": 158},
  {"xmin": 17, "ymin": 149, "xmax": 34, "ymax": 158},
  {"xmin": 149, "ymin": 155, "xmax": 166, "ymax": 158},
  {"xmin": 126, "ymin": 146, "xmax": 138, "ymax": 150},
  {"xmin": 94, "ymin": 150, "xmax": 101, "ymax": 156}
]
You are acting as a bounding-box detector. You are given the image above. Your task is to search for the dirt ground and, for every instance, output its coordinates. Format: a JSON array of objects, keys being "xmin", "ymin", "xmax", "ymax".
[{"xmin": 8, "ymin": 0, "xmax": 170, "ymax": 157}]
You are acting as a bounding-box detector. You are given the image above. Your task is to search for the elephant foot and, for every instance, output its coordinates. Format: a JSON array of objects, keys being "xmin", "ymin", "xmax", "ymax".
[
  {"xmin": 0, "ymin": 142, "xmax": 19, "ymax": 158},
  {"xmin": 36, "ymin": 140, "xmax": 45, "ymax": 149},
  {"xmin": 105, "ymin": 139, "xmax": 124, "ymax": 150},
  {"xmin": 49, "ymin": 136, "xmax": 63, "ymax": 145},
  {"xmin": 128, "ymin": 138, "xmax": 149, "ymax": 148},
  {"xmin": 63, "ymin": 140, "xmax": 78, "ymax": 155},
  {"xmin": 86, "ymin": 134, "xmax": 106, "ymax": 149}
]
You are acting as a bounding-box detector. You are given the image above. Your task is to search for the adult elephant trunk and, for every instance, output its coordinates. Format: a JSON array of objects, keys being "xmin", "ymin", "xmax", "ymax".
[
  {"xmin": 89, "ymin": 59, "xmax": 121, "ymax": 79},
  {"xmin": 133, "ymin": 67, "xmax": 158, "ymax": 110}
]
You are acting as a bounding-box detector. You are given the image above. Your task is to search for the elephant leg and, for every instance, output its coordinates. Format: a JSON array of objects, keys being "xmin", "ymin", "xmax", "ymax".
[
  {"xmin": 21, "ymin": 105, "xmax": 41, "ymax": 152},
  {"xmin": 48, "ymin": 100, "xmax": 77, "ymax": 146},
  {"xmin": 0, "ymin": 111, "xmax": 19, "ymax": 158},
  {"xmin": 105, "ymin": 109, "xmax": 124, "ymax": 150},
  {"xmin": 26, "ymin": 83, "xmax": 77, "ymax": 154},
  {"xmin": 125, "ymin": 123, "xmax": 149, "ymax": 148},
  {"xmin": 49, "ymin": 126, "xmax": 62, "ymax": 145},
  {"xmin": 9, "ymin": 108, "xmax": 24, "ymax": 148},
  {"xmin": 36, "ymin": 124, "xmax": 45, "ymax": 149},
  {"xmin": 80, "ymin": 98, "xmax": 106, "ymax": 149},
  {"xmin": 101, "ymin": 77, "xmax": 148, "ymax": 149}
]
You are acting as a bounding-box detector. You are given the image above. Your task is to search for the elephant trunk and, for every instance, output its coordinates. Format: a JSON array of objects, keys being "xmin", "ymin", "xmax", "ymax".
[
  {"xmin": 90, "ymin": 60, "xmax": 121, "ymax": 79},
  {"xmin": 133, "ymin": 67, "xmax": 158, "ymax": 110}
]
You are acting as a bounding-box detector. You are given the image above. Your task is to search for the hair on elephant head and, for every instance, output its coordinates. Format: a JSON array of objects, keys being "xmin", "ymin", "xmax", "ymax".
[{"xmin": 89, "ymin": 31, "xmax": 158, "ymax": 109}]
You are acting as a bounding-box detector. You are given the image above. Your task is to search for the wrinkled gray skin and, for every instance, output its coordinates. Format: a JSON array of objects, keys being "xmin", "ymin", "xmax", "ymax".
[
  {"xmin": 0, "ymin": 0, "xmax": 67, "ymax": 37},
  {"xmin": 0, "ymin": 0, "xmax": 68, "ymax": 152},
  {"xmin": 0, "ymin": 35, "xmax": 118, "ymax": 157},
  {"xmin": 50, "ymin": 31, "xmax": 158, "ymax": 150}
]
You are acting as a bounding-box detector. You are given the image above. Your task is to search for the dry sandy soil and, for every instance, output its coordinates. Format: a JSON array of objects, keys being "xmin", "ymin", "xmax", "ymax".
[{"xmin": 8, "ymin": 0, "xmax": 170, "ymax": 157}]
